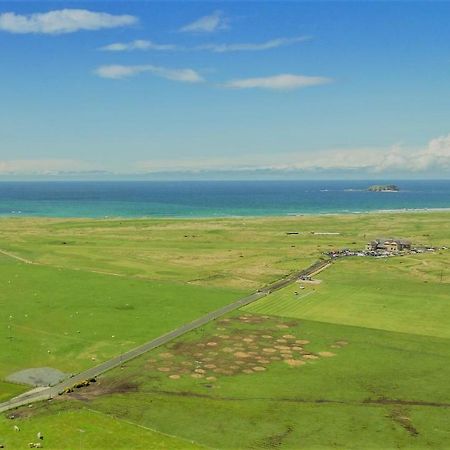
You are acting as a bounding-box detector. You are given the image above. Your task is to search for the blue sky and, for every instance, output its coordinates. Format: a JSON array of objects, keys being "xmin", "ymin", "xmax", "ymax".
[{"xmin": 0, "ymin": 1, "xmax": 449, "ymax": 179}]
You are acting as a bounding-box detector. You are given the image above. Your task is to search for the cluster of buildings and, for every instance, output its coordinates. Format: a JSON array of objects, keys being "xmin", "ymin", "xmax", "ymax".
[
  {"xmin": 325, "ymin": 237, "xmax": 414, "ymax": 259},
  {"xmin": 365, "ymin": 238, "xmax": 412, "ymax": 253}
]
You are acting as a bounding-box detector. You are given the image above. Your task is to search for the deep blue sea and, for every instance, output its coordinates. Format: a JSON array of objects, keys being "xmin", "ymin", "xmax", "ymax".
[{"xmin": 0, "ymin": 180, "xmax": 449, "ymax": 218}]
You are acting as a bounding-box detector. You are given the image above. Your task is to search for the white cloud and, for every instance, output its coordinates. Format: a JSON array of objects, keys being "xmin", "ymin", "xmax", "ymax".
[
  {"xmin": 179, "ymin": 10, "xmax": 228, "ymax": 33},
  {"xmin": 223, "ymin": 74, "xmax": 332, "ymax": 90},
  {"xmin": 0, "ymin": 9, "xmax": 137, "ymax": 34},
  {"xmin": 100, "ymin": 39, "xmax": 177, "ymax": 52},
  {"xmin": 0, "ymin": 159, "xmax": 91, "ymax": 174},
  {"xmin": 198, "ymin": 36, "xmax": 310, "ymax": 53},
  {"xmin": 135, "ymin": 135, "xmax": 450, "ymax": 174},
  {"xmin": 94, "ymin": 64, "xmax": 204, "ymax": 83}
]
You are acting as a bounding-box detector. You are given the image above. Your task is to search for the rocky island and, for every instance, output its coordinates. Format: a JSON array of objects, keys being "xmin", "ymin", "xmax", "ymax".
[{"xmin": 367, "ymin": 184, "xmax": 400, "ymax": 192}]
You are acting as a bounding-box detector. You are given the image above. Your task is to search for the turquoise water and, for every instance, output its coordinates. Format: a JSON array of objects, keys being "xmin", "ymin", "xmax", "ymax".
[{"xmin": 0, "ymin": 180, "xmax": 449, "ymax": 218}]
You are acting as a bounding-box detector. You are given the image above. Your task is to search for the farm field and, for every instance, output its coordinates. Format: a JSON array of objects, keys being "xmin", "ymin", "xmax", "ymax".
[
  {"xmin": 3, "ymin": 312, "xmax": 449, "ymax": 449},
  {"xmin": 0, "ymin": 406, "xmax": 204, "ymax": 449},
  {"xmin": 0, "ymin": 211, "xmax": 449, "ymax": 448},
  {"xmin": 0, "ymin": 254, "xmax": 241, "ymax": 381},
  {"xmin": 243, "ymin": 253, "xmax": 450, "ymax": 338}
]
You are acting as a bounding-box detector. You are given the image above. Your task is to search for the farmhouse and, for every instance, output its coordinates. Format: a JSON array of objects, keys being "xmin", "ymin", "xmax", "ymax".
[{"xmin": 366, "ymin": 238, "xmax": 411, "ymax": 253}]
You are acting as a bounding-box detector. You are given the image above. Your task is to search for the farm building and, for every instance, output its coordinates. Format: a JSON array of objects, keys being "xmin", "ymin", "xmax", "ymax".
[{"xmin": 366, "ymin": 238, "xmax": 412, "ymax": 252}]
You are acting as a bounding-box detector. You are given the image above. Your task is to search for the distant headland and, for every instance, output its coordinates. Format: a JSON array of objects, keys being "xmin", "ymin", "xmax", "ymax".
[{"xmin": 367, "ymin": 184, "xmax": 400, "ymax": 192}]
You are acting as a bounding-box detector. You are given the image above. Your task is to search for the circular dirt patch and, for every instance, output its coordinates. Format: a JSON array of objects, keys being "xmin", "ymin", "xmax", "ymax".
[
  {"xmin": 234, "ymin": 351, "xmax": 250, "ymax": 358},
  {"xmin": 206, "ymin": 376, "xmax": 217, "ymax": 381},
  {"xmin": 191, "ymin": 373, "xmax": 204, "ymax": 379},
  {"xmin": 158, "ymin": 367, "xmax": 171, "ymax": 372},
  {"xmin": 252, "ymin": 366, "xmax": 266, "ymax": 372},
  {"xmin": 282, "ymin": 335, "xmax": 296, "ymax": 339},
  {"xmin": 318, "ymin": 351, "xmax": 336, "ymax": 357},
  {"xmin": 160, "ymin": 352, "xmax": 173, "ymax": 359},
  {"xmin": 204, "ymin": 364, "xmax": 216, "ymax": 369},
  {"xmin": 284, "ymin": 359, "xmax": 305, "ymax": 367},
  {"xmin": 262, "ymin": 348, "xmax": 276, "ymax": 353},
  {"xmin": 207, "ymin": 342, "xmax": 218, "ymax": 347},
  {"xmin": 276, "ymin": 324, "xmax": 290, "ymax": 329},
  {"xmin": 303, "ymin": 354, "xmax": 319, "ymax": 360},
  {"xmin": 296, "ymin": 339, "xmax": 310, "ymax": 345},
  {"xmin": 242, "ymin": 369, "xmax": 254, "ymax": 374},
  {"xmin": 169, "ymin": 374, "xmax": 180, "ymax": 380}
]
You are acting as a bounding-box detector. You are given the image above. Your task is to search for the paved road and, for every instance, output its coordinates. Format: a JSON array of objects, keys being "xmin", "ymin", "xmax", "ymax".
[{"xmin": 0, "ymin": 259, "xmax": 332, "ymax": 414}]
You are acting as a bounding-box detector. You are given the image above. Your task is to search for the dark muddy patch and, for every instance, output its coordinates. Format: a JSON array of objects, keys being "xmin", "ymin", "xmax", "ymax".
[
  {"xmin": 389, "ymin": 408, "xmax": 419, "ymax": 436},
  {"xmin": 255, "ymin": 425, "xmax": 294, "ymax": 448},
  {"xmin": 67, "ymin": 380, "xmax": 139, "ymax": 401}
]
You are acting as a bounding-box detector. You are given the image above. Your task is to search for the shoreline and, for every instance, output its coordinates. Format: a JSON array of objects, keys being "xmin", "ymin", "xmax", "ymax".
[{"xmin": 1, "ymin": 207, "xmax": 450, "ymax": 221}]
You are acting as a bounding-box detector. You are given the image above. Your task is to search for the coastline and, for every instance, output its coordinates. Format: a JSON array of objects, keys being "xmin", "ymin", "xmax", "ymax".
[{"xmin": 1, "ymin": 207, "xmax": 450, "ymax": 221}]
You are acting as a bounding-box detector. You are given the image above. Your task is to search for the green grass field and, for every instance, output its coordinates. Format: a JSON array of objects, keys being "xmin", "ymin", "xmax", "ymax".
[
  {"xmin": 1, "ymin": 212, "xmax": 449, "ymax": 449},
  {"xmin": 0, "ymin": 255, "xmax": 241, "ymax": 380},
  {"xmin": 244, "ymin": 253, "xmax": 450, "ymax": 338}
]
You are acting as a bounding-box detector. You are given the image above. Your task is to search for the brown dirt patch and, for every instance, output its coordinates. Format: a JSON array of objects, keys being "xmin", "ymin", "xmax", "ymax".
[
  {"xmin": 274, "ymin": 345, "xmax": 291, "ymax": 350},
  {"xmin": 157, "ymin": 367, "xmax": 171, "ymax": 372},
  {"xmin": 252, "ymin": 366, "xmax": 266, "ymax": 372},
  {"xmin": 318, "ymin": 351, "xmax": 336, "ymax": 357},
  {"xmin": 303, "ymin": 355, "xmax": 319, "ymax": 360},
  {"xmin": 234, "ymin": 351, "xmax": 250, "ymax": 358},
  {"xmin": 262, "ymin": 348, "xmax": 276, "ymax": 353},
  {"xmin": 159, "ymin": 352, "xmax": 173, "ymax": 359},
  {"xmin": 169, "ymin": 374, "xmax": 180, "ymax": 380},
  {"xmin": 284, "ymin": 359, "xmax": 305, "ymax": 367},
  {"xmin": 296, "ymin": 340, "xmax": 310, "ymax": 345},
  {"xmin": 206, "ymin": 376, "xmax": 217, "ymax": 381},
  {"xmin": 191, "ymin": 373, "xmax": 204, "ymax": 379}
]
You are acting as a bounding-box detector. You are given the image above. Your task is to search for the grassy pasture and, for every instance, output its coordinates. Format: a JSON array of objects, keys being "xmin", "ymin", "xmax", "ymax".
[
  {"xmin": 244, "ymin": 253, "xmax": 450, "ymax": 338},
  {"xmin": 0, "ymin": 405, "xmax": 203, "ymax": 449},
  {"xmin": 0, "ymin": 212, "xmax": 449, "ymax": 448},
  {"xmin": 0, "ymin": 212, "xmax": 449, "ymax": 291},
  {"xmin": 0, "ymin": 254, "xmax": 240, "ymax": 381},
  {"xmin": 17, "ymin": 312, "xmax": 448, "ymax": 449}
]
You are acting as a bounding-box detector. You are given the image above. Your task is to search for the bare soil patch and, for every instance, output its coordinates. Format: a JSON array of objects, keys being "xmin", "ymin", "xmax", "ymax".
[{"xmin": 141, "ymin": 314, "xmax": 347, "ymax": 385}]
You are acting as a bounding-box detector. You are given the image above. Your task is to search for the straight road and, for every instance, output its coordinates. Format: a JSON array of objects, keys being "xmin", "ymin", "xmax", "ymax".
[{"xmin": 0, "ymin": 258, "xmax": 332, "ymax": 414}]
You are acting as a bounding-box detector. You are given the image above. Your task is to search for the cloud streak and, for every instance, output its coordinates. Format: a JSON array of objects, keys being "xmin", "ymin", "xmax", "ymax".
[
  {"xmin": 100, "ymin": 39, "xmax": 177, "ymax": 52},
  {"xmin": 223, "ymin": 74, "xmax": 332, "ymax": 90},
  {"xmin": 198, "ymin": 36, "xmax": 311, "ymax": 53},
  {"xmin": 94, "ymin": 64, "xmax": 204, "ymax": 83},
  {"xmin": 0, "ymin": 9, "xmax": 137, "ymax": 34},
  {"xmin": 0, "ymin": 159, "xmax": 92, "ymax": 174},
  {"xmin": 179, "ymin": 10, "xmax": 228, "ymax": 33}
]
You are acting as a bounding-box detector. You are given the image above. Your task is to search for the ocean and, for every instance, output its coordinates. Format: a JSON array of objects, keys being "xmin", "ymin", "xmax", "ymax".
[{"xmin": 0, "ymin": 180, "xmax": 449, "ymax": 218}]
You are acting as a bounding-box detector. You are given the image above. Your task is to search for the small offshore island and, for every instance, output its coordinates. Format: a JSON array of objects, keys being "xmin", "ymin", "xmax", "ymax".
[{"xmin": 367, "ymin": 184, "xmax": 400, "ymax": 192}]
